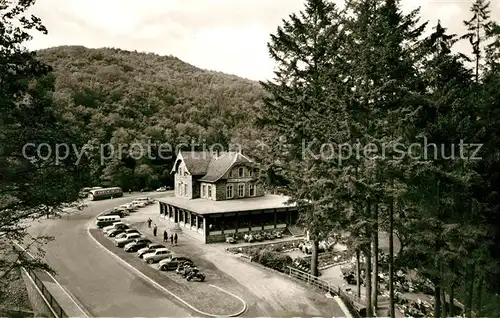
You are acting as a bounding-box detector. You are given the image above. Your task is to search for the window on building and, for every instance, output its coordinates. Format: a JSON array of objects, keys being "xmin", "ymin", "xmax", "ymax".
[
  {"xmin": 229, "ymin": 169, "xmax": 233, "ymax": 178},
  {"xmin": 224, "ymin": 213, "xmax": 237, "ymax": 231},
  {"xmin": 202, "ymin": 184, "xmax": 206, "ymax": 198},
  {"xmin": 276, "ymin": 210, "xmax": 287, "ymax": 224},
  {"xmin": 238, "ymin": 184, "xmax": 245, "ymax": 197},
  {"xmin": 262, "ymin": 211, "xmax": 274, "ymax": 226},
  {"xmin": 177, "ymin": 182, "xmax": 181, "ymax": 194},
  {"xmin": 184, "ymin": 184, "xmax": 188, "ymax": 196},
  {"xmin": 226, "ymin": 185, "xmax": 233, "ymax": 199},
  {"xmin": 251, "ymin": 211, "xmax": 264, "ymax": 227},
  {"xmin": 238, "ymin": 167, "xmax": 244, "ymax": 177},
  {"xmin": 249, "ymin": 184, "xmax": 255, "ymax": 196},
  {"xmin": 239, "ymin": 213, "xmax": 250, "ymax": 229},
  {"xmin": 208, "ymin": 215, "xmax": 222, "ymax": 232},
  {"xmin": 179, "ymin": 183, "xmax": 183, "ymax": 196},
  {"xmin": 191, "ymin": 214, "xmax": 196, "ymax": 227},
  {"xmin": 208, "ymin": 185, "xmax": 212, "ymax": 198},
  {"xmin": 179, "ymin": 166, "xmax": 183, "ymax": 175},
  {"xmin": 249, "ymin": 169, "xmax": 253, "ymax": 177},
  {"xmin": 197, "ymin": 217, "xmax": 204, "ymax": 229},
  {"xmin": 186, "ymin": 212, "xmax": 190, "ymax": 225}
]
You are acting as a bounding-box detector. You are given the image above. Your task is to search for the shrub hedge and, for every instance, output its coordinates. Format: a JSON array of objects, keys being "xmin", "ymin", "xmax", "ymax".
[{"xmin": 256, "ymin": 248, "xmax": 293, "ymax": 272}]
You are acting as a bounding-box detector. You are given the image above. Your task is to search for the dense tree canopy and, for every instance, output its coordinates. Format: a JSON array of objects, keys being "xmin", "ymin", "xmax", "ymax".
[{"xmin": 35, "ymin": 46, "xmax": 265, "ymax": 190}]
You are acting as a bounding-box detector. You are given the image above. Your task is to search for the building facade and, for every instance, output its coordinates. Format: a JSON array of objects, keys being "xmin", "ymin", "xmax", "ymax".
[
  {"xmin": 172, "ymin": 151, "xmax": 265, "ymax": 200},
  {"xmin": 159, "ymin": 151, "xmax": 298, "ymax": 243}
]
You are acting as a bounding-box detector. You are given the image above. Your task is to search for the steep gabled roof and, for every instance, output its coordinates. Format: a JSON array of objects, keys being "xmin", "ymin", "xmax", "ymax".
[
  {"xmin": 170, "ymin": 151, "xmax": 214, "ymax": 175},
  {"xmin": 199, "ymin": 152, "xmax": 253, "ymax": 182}
]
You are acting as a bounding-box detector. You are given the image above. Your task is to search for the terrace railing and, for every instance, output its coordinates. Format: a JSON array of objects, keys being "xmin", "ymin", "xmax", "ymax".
[{"xmin": 286, "ymin": 266, "xmax": 363, "ymax": 318}]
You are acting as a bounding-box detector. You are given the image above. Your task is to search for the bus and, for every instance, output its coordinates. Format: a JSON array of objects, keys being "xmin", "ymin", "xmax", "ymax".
[
  {"xmin": 88, "ymin": 187, "xmax": 123, "ymax": 201},
  {"xmin": 96, "ymin": 215, "xmax": 121, "ymax": 228}
]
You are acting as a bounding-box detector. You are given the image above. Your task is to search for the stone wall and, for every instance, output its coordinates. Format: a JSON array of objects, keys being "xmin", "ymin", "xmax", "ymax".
[{"xmin": 21, "ymin": 269, "xmax": 56, "ymax": 318}]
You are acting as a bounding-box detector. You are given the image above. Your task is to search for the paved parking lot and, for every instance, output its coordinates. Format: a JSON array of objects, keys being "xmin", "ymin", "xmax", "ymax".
[
  {"xmin": 107, "ymin": 200, "xmax": 347, "ymax": 317},
  {"xmin": 90, "ymin": 228, "xmax": 245, "ymax": 316}
]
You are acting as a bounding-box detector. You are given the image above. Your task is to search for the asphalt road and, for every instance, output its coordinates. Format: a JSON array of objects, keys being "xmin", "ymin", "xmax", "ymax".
[{"xmin": 26, "ymin": 192, "xmax": 193, "ymax": 317}]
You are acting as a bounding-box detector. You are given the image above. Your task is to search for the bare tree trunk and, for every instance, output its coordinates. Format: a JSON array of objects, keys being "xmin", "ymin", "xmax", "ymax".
[
  {"xmin": 356, "ymin": 250, "xmax": 362, "ymax": 298},
  {"xmin": 365, "ymin": 245, "xmax": 373, "ymax": 317},
  {"xmin": 389, "ymin": 199, "xmax": 395, "ymax": 318},
  {"xmin": 435, "ymin": 282, "xmax": 442, "ymax": 318},
  {"xmin": 476, "ymin": 274, "xmax": 483, "ymax": 315},
  {"xmin": 372, "ymin": 203, "xmax": 379, "ymax": 311},
  {"xmin": 441, "ymin": 284, "xmax": 447, "ymax": 317},
  {"xmin": 449, "ymin": 285, "xmax": 454, "ymax": 316},
  {"xmin": 310, "ymin": 239, "xmax": 319, "ymax": 277},
  {"xmin": 465, "ymin": 263, "xmax": 475, "ymax": 318},
  {"xmin": 365, "ymin": 203, "xmax": 373, "ymax": 317}
]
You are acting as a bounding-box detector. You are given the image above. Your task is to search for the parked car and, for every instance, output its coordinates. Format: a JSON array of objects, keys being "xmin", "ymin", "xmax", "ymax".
[
  {"xmin": 119, "ymin": 204, "xmax": 137, "ymax": 211},
  {"xmin": 115, "ymin": 230, "xmax": 139, "ymax": 239},
  {"xmin": 104, "ymin": 210, "xmax": 129, "ymax": 218},
  {"xmin": 131, "ymin": 201, "xmax": 147, "ymax": 208},
  {"xmin": 107, "ymin": 228, "xmax": 126, "ymax": 237},
  {"xmin": 114, "ymin": 233, "xmax": 142, "ymax": 247},
  {"xmin": 158, "ymin": 255, "xmax": 193, "ymax": 271},
  {"xmin": 115, "ymin": 229, "xmax": 141, "ymax": 238},
  {"xmin": 156, "ymin": 186, "xmax": 167, "ymax": 192},
  {"xmin": 116, "ymin": 229, "xmax": 140, "ymax": 236},
  {"xmin": 134, "ymin": 197, "xmax": 154, "ymax": 205},
  {"xmin": 124, "ymin": 238, "xmax": 152, "ymax": 252},
  {"xmin": 102, "ymin": 222, "xmax": 128, "ymax": 234},
  {"xmin": 143, "ymin": 248, "xmax": 172, "ymax": 264},
  {"xmin": 140, "ymin": 188, "xmax": 152, "ymax": 192},
  {"xmin": 103, "ymin": 222, "xmax": 130, "ymax": 235},
  {"xmin": 137, "ymin": 243, "xmax": 165, "ymax": 258}
]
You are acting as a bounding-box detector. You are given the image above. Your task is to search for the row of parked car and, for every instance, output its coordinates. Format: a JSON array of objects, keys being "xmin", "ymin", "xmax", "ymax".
[
  {"xmin": 104, "ymin": 197, "xmax": 155, "ymax": 218},
  {"xmin": 100, "ymin": 220, "xmax": 205, "ymax": 282}
]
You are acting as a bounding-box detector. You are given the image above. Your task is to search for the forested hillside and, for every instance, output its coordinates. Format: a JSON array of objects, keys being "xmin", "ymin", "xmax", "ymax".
[{"xmin": 36, "ymin": 46, "xmax": 263, "ymax": 190}]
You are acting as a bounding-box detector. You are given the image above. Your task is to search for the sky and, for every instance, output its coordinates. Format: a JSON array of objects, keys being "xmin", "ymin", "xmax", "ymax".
[{"xmin": 26, "ymin": 0, "xmax": 500, "ymax": 81}]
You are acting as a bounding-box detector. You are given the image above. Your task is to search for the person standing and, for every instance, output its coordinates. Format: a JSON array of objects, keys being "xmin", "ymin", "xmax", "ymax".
[
  {"xmin": 170, "ymin": 234, "xmax": 174, "ymax": 246},
  {"xmin": 174, "ymin": 233, "xmax": 178, "ymax": 246},
  {"xmin": 163, "ymin": 230, "xmax": 168, "ymax": 242},
  {"xmin": 153, "ymin": 224, "xmax": 157, "ymax": 237},
  {"xmin": 147, "ymin": 218, "xmax": 152, "ymax": 228}
]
